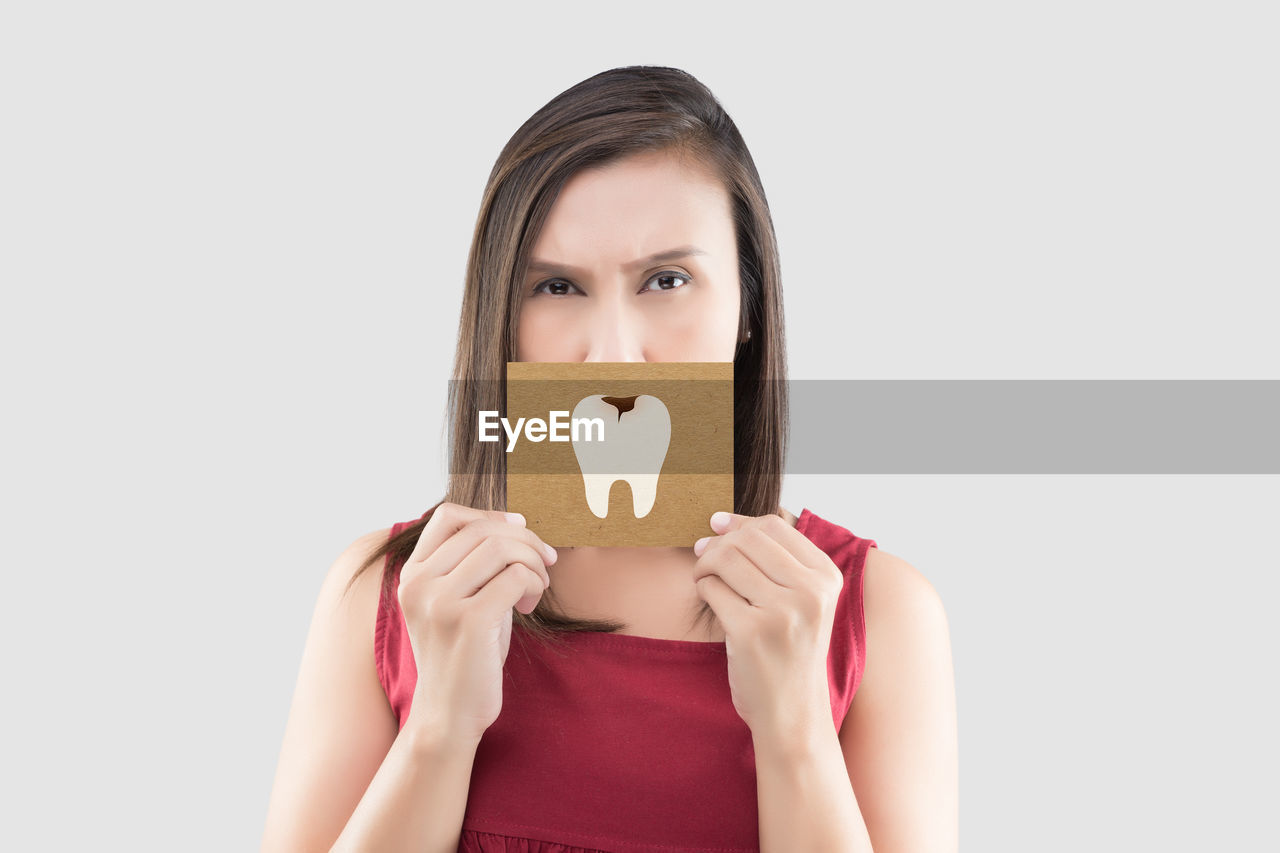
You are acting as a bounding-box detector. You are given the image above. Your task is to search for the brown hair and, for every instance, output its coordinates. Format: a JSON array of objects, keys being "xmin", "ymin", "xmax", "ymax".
[{"xmin": 347, "ymin": 65, "xmax": 789, "ymax": 645}]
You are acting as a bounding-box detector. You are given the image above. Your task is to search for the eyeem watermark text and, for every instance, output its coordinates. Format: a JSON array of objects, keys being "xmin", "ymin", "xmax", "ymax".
[{"xmin": 478, "ymin": 410, "xmax": 606, "ymax": 452}]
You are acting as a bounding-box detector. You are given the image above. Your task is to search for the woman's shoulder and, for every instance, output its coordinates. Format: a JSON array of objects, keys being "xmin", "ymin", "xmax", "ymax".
[
  {"xmin": 789, "ymin": 504, "xmax": 945, "ymax": 641},
  {"xmin": 862, "ymin": 546, "xmax": 944, "ymax": 625},
  {"xmin": 789, "ymin": 505, "xmax": 876, "ymax": 567},
  {"xmin": 315, "ymin": 526, "xmax": 400, "ymax": 640},
  {"xmin": 859, "ymin": 542, "xmax": 950, "ymax": 689}
]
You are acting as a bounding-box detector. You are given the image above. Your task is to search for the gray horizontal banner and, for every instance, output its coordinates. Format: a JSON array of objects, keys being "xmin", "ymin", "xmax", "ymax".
[
  {"xmin": 789, "ymin": 380, "xmax": 1279, "ymax": 474},
  {"xmin": 449, "ymin": 379, "xmax": 1279, "ymax": 474}
]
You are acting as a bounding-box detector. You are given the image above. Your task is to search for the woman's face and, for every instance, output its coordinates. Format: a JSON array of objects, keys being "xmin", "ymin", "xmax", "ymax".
[{"xmin": 515, "ymin": 149, "xmax": 742, "ymax": 363}]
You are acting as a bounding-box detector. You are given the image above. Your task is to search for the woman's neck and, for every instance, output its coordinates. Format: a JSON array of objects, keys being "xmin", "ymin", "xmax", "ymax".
[
  {"xmin": 545, "ymin": 544, "xmax": 714, "ymax": 640},
  {"xmin": 541, "ymin": 508, "xmax": 798, "ymax": 640}
]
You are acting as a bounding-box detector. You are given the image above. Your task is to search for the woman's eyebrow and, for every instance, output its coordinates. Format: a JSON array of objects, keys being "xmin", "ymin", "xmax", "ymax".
[{"xmin": 526, "ymin": 245, "xmax": 707, "ymax": 277}]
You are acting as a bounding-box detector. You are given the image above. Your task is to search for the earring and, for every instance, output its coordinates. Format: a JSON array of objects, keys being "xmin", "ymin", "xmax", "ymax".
[{"xmin": 744, "ymin": 329, "xmax": 752, "ymax": 341}]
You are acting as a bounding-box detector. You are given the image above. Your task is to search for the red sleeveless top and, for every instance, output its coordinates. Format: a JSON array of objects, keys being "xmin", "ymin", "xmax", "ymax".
[{"xmin": 375, "ymin": 507, "xmax": 878, "ymax": 853}]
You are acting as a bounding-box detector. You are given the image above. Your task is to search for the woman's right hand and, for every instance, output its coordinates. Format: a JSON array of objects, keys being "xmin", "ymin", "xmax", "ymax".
[{"xmin": 396, "ymin": 502, "xmax": 556, "ymax": 744}]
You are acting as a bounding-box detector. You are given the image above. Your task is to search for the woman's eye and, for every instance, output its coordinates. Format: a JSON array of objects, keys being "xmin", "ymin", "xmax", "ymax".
[
  {"xmin": 531, "ymin": 279, "xmax": 581, "ymax": 297},
  {"xmin": 640, "ymin": 271, "xmax": 692, "ymax": 293}
]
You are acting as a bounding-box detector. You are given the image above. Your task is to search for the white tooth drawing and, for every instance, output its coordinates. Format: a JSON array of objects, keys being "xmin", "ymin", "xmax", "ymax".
[{"xmin": 570, "ymin": 394, "xmax": 671, "ymax": 519}]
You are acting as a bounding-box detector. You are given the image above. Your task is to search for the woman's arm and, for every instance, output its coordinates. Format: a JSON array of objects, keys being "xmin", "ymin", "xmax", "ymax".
[
  {"xmin": 841, "ymin": 547, "xmax": 960, "ymax": 852},
  {"xmin": 754, "ymin": 722, "xmax": 875, "ymax": 851},
  {"xmin": 259, "ymin": 530, "xmax": 480, "ymax": 853},
  {"xmin": 753, "ymin": 547, "xmax": 958, "ymax": 852},
  {"xmin": 329, "ymin": 716, "xmax": 481, "ymax": 853}
]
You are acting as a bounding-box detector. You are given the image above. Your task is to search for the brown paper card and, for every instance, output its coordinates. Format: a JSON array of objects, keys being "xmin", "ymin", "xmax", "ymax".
[{"xmin": 503, "ymin": 361, "xmax": 733, "ymax": 547}]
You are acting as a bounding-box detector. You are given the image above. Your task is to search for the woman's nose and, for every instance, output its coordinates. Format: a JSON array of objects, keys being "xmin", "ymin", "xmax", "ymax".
[{"xmin": 584, "ymin": 298, "xmax": 645, "ymax": 363}]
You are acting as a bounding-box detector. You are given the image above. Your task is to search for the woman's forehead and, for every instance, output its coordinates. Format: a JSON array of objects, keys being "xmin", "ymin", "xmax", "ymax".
[{"xmin": 532, "ymin": 153, "xmax": 734, "ymax": 267}]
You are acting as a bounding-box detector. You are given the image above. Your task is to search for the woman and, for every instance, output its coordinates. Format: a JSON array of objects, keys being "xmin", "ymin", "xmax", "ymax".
[{"xmin": 262, "ymin": 66, "xmax": 958, "ymax": 852}]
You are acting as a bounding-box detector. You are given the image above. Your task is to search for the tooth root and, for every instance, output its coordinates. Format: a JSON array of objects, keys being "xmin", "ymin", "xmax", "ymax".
[
  {"xmin": 582, "ymin": 474, "xmax": 615, "ymax": 519},
  {"xmin": 628, "ymin": 474, "xmax": 660, "ymax": 518}
]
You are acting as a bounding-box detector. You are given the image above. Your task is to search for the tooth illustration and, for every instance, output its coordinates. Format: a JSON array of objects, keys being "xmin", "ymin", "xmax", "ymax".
[{"xmin": 570, "ymin": 394, "xmax": 671, "ymax": 519}]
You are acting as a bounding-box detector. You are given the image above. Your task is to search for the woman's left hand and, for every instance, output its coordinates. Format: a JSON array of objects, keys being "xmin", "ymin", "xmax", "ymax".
[{"xmin": 693, "ymin": 510, "xmax": 845, "ymax": 742}]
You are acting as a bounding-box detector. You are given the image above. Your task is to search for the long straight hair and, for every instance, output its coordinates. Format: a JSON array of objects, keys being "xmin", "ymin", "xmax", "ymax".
[{"xmin": 350, "ymin": 66, "xmax": 789, "ymax": 645}]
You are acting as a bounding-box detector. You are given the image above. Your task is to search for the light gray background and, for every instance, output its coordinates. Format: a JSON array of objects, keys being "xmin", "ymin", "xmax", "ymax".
[{"xmin": 2, "ymin": 2, "xmax": 1276, "ymax": 851}]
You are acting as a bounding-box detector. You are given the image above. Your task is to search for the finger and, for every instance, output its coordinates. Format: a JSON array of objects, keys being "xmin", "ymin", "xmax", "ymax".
[
  {"xmin": 471, "ymin": 560, "xmax": 547, "ymax": 615},
  {"xmin": 440, "ymin": 536, "xmax": 550, "ymax": 600},
  {"xmin": 707, "ymin": 510, "xmax": 750, "ymax": 535},
  {"xmin": 710, "ymin": 511, "xmax": 826, "ymax": 571},
  {"xmin": 733, "ymin": 526, "xmax": 810, "ymax": 588},
  {"xmin": 408, "ymin": 502, "xmax": 526, "ymax": 565},
  {"xmin": 513, "ymin": 588, "xmax": 543, "ymax": 615},
  {"xmin": 696, "ymin": 527, "xmax": 805, "ymax": 588},
  {"xmin": 426, "ymin": 519, "xmax": 556, "ymax": 586},
  {"xmin": 694, "ymin": 572, "xmax": 751, "ymax": 631},
  {"xmin": 693, "ymin": 537, "xmax": 779, "ymax": 606}
]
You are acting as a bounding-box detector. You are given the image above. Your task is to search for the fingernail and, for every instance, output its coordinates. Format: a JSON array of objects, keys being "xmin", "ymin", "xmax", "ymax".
[
  {"xmin": 693, "ymin": 536, "xmax": 710, "ymax": 556},
  {"xmin": 504, "ymin": 512, "xmax": 526, "ymax": 526},
  {"xmin": 710, "ymin": 511, "xmax": 731, "ymax": 533},
  {"xmin": 543, "ymin": 543, "xmax": 557, "ymax": 564}
]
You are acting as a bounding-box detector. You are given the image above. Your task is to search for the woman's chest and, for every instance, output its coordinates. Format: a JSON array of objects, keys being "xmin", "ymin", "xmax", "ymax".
[{"xmin": 460, "ymin": 639, "xmax": 762, "ymax": 851}]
